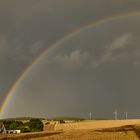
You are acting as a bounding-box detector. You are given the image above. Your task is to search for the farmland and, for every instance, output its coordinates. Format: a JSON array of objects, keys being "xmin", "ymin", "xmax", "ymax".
[
  {"xmin": 31, "ymin": 119, "xmax": 140, "ymax": 140},
  {"xmin": 1, "ymin": 119, "xmax": 140, "ymax": 139},
  {"xmin": 31, "ymin": 129, "xmax": 139, "ymax": 140},
  {"xmin": 55, "ymin": 119, "xmax": 140, "ymax": 130}
]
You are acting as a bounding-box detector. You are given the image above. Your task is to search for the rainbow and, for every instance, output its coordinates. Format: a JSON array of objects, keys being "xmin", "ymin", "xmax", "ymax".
[{"xmin": 1, "ymin": 11, "xmax": 140, "ymax": 118}]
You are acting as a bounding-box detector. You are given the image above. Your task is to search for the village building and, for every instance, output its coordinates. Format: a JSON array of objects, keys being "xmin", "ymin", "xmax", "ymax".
[
  {"xmin": 0, "ymin": 123, "xmax": 6, "ymax": 133},
  {"xmin": 0, "ymin": 123, "xmax": 21, "ymax": 134}
]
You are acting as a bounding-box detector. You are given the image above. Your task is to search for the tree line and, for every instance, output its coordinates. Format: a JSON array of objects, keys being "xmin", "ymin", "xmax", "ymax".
[{"xmin": 2, "ymin": 118, "xmax": 43, "ymax": 132}]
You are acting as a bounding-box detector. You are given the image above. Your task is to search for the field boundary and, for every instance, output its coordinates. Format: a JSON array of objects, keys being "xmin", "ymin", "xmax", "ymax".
[{"xmin": 0, "ymin": 131, "xmax": 62, "ymax": 140}]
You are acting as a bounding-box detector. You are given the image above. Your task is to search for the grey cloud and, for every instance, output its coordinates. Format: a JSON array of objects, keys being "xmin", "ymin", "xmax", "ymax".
[
  {"xmin": 52, "ymin": 50, "xmax": 91, "ymax": 69},
  {"xmin": 92, "ymin": 33, "xmax": 133, "ymax": 67},
  {"xmin": 109, "ymin": 33, "xmax": 133, "ymax": 51},
  {"xmin": 0, "ymin": 35, "xmax": 7, "ymax": 56},
  {"xmin": 48, "ymin": 33, "xmax": 133, "ymax": 69},
  {"xmin": 30, "ymin": 41, "xmax": 44, "ymax": 54},
  {"xmin": 2, "ymin": 0, "xmax": 140, "ymax": 119},
  {"xmin": 0, "ymin": 35, "xmax": 44, "ymax": 62},
  {"xmin": 133, "ymin": 61, "xmax": 140, "ymax": 66}
]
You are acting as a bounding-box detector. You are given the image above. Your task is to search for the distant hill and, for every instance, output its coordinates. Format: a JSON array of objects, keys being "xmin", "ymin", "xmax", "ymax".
[
  {"xmin": 0, "ymin": 117, "xmax": 46, "ymax": 121},
  {"xmin": 48, "ymin": 117, "xmax": 85, "ymax": 121}
]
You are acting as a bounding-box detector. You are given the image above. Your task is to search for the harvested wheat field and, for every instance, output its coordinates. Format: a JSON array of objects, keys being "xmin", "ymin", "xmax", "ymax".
[
  {"xmin": 30, "ymin": 119, "xmax": 140, "ymax": 140},
  {"xmin": 30, "ymin": 129, "xmax": 139, "ymax": 140},
  {"xmin": 55, "ymin": 119, "xmax": 140, "ymax": 131}
]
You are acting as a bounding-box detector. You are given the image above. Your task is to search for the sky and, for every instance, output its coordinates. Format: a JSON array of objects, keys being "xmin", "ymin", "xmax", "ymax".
[{"xmin": 1, "ymin": 0, "xmax": 140, "ymax": 119}]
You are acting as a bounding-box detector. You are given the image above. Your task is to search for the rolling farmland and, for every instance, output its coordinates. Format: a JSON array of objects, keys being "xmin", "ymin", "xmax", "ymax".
[
  {"xmin": 1, "ymin": 119, "xmax": 140, "ymax": 140},
  {"xmin": 31, "ymin": 119, "xmax": 140, "ymax": 140}
]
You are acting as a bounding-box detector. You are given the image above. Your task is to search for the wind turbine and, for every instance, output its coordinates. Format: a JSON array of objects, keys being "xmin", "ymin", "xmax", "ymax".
[
  {"xmin": 114, "ymin": 109, "xmax": 118, "ymax": 120},
  {"xmin": 124, "ymin": 112, "xmax": 128, "ymax": 120},
  {"xmin": 89, "ymin": 112, "xmax": 92, "ymax": 120}
]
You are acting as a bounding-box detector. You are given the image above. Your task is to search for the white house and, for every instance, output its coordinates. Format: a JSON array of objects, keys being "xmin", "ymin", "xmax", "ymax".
[
  {"xmin": 0, "ymin": 123, "xmax": 6, "ymax": 134},
  {"xmin": 6, "ymin": 130, "xmax": 21, "ymax": 134},
  {"xmin": 0, "ymin": 123, "xmax": 21, "ymax": 134}
]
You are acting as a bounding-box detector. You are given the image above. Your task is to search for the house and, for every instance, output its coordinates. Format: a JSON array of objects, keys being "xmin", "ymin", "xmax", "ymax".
[
  {"xmin": 6, "ymin": 130, "xmax": 21, "ymax": 134},
  {"xmin": 0, "ymin": 123, "xmax": 21, "ymax": 134},
  {"xmin": 0, "ymin": 123, "xmax": 6, "ymax": 134}
]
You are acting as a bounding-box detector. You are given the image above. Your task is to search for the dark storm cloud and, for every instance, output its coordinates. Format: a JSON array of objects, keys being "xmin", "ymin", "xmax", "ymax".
[
  {"xmin": 47, "ymin": 33, "xmax": 133, "ymax": 70},
  {"xmin": 1, "ymin": 0, "xmax": 140, "ymax": 118},
  {"xmin": 4, "ymin": 15, "xmax": 140, "ymax": 119}
]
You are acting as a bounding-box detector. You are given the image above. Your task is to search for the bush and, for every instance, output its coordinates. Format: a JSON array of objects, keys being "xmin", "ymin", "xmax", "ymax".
[
  {"xmin": 19, "ymin": 126, "xmax": 30, "ymax": 133},
  {"xmin": 59, "ymin": 120, "xmax": 65, "ymax": 124},
  {"xmin": 28, "ymin": 119, "xmax": 44, "ymax": 132},
  {"xmin": 3, "ymin": 120, "xmax": 30, "ymax": 132},
  {"xmin": 3, "ymin": 120, "xmax": 24, "ymax": 129}
]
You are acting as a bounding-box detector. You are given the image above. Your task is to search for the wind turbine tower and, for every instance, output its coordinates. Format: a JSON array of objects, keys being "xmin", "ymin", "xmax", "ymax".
[
  {"xmin": 114, "ymin": 109, "xmax": 118, "ymax": 120},
  {"xmin": 89, "ymin": 112, "xmax": 92, "ymax": 120},
  {"xmin": 125, "ymin": 112, "xmax": 128, "ymax": 120}
]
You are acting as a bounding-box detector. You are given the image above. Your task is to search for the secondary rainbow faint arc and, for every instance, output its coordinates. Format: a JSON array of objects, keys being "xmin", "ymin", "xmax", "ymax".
[{"xmin": 1, "ymin": 11, "xmax": 140, "ymax": 117}]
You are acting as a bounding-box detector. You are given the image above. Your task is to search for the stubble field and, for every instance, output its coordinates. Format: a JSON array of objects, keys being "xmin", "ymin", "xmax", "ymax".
[
  {"xmin": 30, "ymin": 119, "xmax": 140, "ymax": 140},
  {"xmin": 1, "ymin": 119, "xmax": 140, "ymax": 140}
]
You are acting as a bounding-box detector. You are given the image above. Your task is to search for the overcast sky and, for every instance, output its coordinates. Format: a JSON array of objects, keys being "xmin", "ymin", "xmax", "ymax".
[{"xmin": 1, "ymin": 0, "xmax": 140, "ymax": 119}]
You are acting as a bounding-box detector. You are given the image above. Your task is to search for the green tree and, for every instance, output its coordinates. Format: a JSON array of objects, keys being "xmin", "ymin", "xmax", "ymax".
[
  {"xmin": 3, "ymin": 120, "xmax": 24, "ymax": 129},
  {"xmin": 59, "ymin": 120, "xmax": 65, "ymax": 124},
  {"xmin": 28, "ymin": 119, "xmax": 43, "ymax": 132},
  {"xmin": 3, "ymin": 120, "xmax": 30, "ymax": 133}
]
